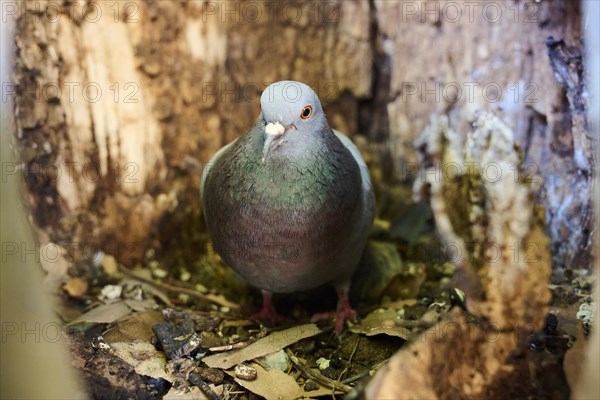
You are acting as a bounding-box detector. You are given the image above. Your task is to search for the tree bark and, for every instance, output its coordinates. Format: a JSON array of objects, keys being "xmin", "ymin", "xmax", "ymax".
[
  {"xmin": 13, "ymin": 0, "xmax": 592, "ymax": 272},
  {"xmin": 12, "ymin": 0, "xmax": 373, "ymax": 269},
  {"xmin": 368, "ymin": 0, "xmax": 593, "ymax": 271}
]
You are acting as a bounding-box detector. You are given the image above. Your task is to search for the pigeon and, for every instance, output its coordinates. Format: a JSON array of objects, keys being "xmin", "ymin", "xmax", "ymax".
[{"xmin": 201, "ymin": 81, "xmax": 375, "ymax": 333}]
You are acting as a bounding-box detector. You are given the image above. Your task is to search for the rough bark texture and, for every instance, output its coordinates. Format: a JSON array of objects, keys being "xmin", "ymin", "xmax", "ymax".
[
  {"xmin": 412, "ymin": 113, "xmax": 552, "ymax": 329},
  {"xmin": 1, "ymin": 9, "xmax": 86, "ymax": 399},
  {"xmin": 13, "ymin": 0, "xmax": 592, "ymax": 272},
  {"xmin": 13, "ymin": 0, "xmax": 372, "ymax": 269},
  {"xmin": 367, "ymin": 113, "xmax": 555, "ymax": 398},
  {"xmin": 68, "ymin": 332, "xmax": 161, "ymax": 399},
  {"xmin": 369, "ymin": 0, "xmax": 593, "ymax": 272},
  {"xmin": 366, "ymin": 310, "xmax": 571, "ymax": 400},
  {"xmin": 571, "ymin": 2, "xmax": 600, "ymax": 397}
]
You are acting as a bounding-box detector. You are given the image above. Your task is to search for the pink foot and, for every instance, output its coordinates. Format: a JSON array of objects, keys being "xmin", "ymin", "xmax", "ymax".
[
  {"xmin": 252, "ymin": 290, "xmax": 288, "ymax": 324},
  {"xmin": 311, "ymin": 287, "xmax": 358, "ymax": 334},
  {"xmin": 334, "ymin": 293, "xmax": 358, "ymax": 334}
]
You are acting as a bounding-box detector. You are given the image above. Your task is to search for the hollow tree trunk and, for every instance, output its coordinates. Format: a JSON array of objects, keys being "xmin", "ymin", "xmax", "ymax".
[
  {"xmin": 12, "ymin": 0, "xmax": 373, "ymax": 270},
  {"xmin": 12, "ymin": 0, "xmax": 592, "ymax": 273},
  {"xmin": 366, "ymin": 0, "xmax": 593, "ymax": 272}
]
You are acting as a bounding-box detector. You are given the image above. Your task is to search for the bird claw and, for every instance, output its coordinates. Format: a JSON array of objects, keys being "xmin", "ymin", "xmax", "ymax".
[
  {"xmin": 310, "ymin": 306, "xmax": 358, "ymax": 335},
  {"xmin": 252, "ymin": 290, "xmax": 289, "ymax": 324},
  {"xmin": 311, "ymin": 299, "xmax": 358, "ymax": 334},
  {"xmin": 334, "ymin": 304, "xmax": 358, "ymax": 334},
  {"xmin": 252, "ymin": 305, "xmax": 289, "ymax": 324}
]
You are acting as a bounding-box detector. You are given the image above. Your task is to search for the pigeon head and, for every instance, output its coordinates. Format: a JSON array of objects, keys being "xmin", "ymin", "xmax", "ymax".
[{"xmin": 259, "ymin": 81, "xmax": 329, "ymax": 162}]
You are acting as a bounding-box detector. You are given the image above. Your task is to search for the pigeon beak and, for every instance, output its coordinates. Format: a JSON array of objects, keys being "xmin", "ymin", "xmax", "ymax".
[{"xmin": 262, "ymin": 122, "xmax": 296, "ymax": 163}]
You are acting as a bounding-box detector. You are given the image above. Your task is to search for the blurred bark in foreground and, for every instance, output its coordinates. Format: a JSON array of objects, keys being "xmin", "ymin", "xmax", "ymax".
[
  {"xmin": 1, "ymin": 9, "xmax": 85, "ymax": 399},
  {"xmin": 571, "ymin": 1, "xmax": 599, "ymax": 398}
]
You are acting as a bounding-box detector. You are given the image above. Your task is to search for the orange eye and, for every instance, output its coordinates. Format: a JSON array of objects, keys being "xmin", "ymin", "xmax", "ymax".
[{"xmin": 300, "ymin": 105, "xmax": 313, "ymax": 120}]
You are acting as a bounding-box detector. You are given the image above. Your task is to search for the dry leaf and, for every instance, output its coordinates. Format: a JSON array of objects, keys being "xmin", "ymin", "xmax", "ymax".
[
  {"xmin": 349, "ymin": 308, "xmax": 412, "ymax": 339},
  {"xmin": 111, "ymin": 341, "xmax": 174, "ymax": 382},
  {"xmin": 101, "ymin": 253, "xmax": 119, "ymax": 276},
  {"xmin": 203, "ymin": 324, "xmax": 320, "ymax": 369},
  {"xmin": 62, "ymin": 277, "xmax": 89, "ymax": 298},
  {"xmin": 163, "ymin": 385, "xmax": 222, "ymax": 400},
  {"xmin": 229, "ymin": 363, "xmax": 339, "ymax": 399},
  {"xmin": 124, "ymin": 298, "xmax": 158, "ymax": 312},
  {"xmin": 72, "ymin": 301, "xmax": 132, "ymax": 324},
  {"xmin": 72, "ymin": 297, "xmax": 158, "ymax": 326},
  {"xmin": 122, "ymin": 278, "xmax": 172, "ymax": 306},
  {"xmin": 103, "ymin": 310, "xmax": 163, "ymax": 343}
]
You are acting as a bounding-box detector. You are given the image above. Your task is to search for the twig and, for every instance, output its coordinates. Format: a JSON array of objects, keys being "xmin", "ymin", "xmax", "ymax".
[
  {"xmin": 341, "ymin": 359, "xmax": 388, "ymax": 385},
  {"xmin": 188, "ymin": 373, "xmax": 220, "ymax": 400},
  {"xmin": 208, "ymin": 342, "xmax": 252, "ymax": 352},
  {"xmin": 118, "ymin": 265, "xmax": 238, "ymax": 309},
  {"xmin": 285, "ymin": 349, "xmax": 353, "ymax": 394},
  {"xmin": 341, "ymin": 371, "xmax": 368, "ymax": 385},
  {"xmin": 209, "ymin": 323, "xmax": 268, "ymax": 352},
  {"xmin": 337, "ymin": 336, "xmax": 359, "ymax": 382}
]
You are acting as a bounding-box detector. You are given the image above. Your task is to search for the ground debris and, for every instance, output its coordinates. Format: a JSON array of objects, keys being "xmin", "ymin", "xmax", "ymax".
[
  {"xmin": 367, "ymin": 113, "xmax": 562, "ymax": 399},
  {"xmin": 191, "ymin": 367, "xmax": 225, "ymax": 384},
  {"xmin": 203, "ymin": 324, "xmax": 320, "ymax": 369},
  {"xmin": 234, "ymin": 364, "xmax": 257, "ymax": 381},
  {"xmin": 349, "ymin": 308, "xmax": 412, "ymax": 339},
  {"xmin": 153, "ymin": 319, "xmax": 201, "ymax": 360},
  {"xmin": 111, "ymin": 341, "xmax": 174, "ymax": 382}
]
